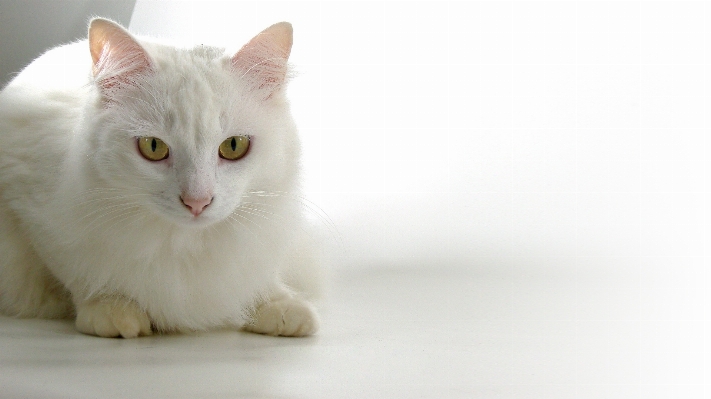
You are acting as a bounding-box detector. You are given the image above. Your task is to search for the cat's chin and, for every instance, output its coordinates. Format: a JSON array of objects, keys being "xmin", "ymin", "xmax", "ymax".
[
  {"xmin": 158, "ymin": 211, "xmax": 222, "ymax": 229},
  {"xmin": 175, "ymin": 214, "xmax": 221, "ymax": 229}
]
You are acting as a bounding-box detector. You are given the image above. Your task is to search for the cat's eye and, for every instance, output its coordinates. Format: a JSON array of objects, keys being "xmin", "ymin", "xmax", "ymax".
[
  {"xmin": 219, "ymin": 136, "xmax": 250, "ymax": 160},
  {"xmin": 137, "ymin": 137, "xmax": 169, "ymax": 161}
]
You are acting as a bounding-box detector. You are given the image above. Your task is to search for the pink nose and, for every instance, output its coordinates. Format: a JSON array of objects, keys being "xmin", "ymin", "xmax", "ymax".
[{"xmin": 181, "ymin": 196, "xmax": 212, "ymax": 216}]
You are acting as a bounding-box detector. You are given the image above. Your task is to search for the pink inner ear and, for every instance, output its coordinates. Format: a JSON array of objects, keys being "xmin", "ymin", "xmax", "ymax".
[
  {"xmin": 89, "ymin": 19, "xmax": 152, "ymax": 93},
  {"xmin": 231, "ymin": 22, "xmax": 293, "ymax": 96}
]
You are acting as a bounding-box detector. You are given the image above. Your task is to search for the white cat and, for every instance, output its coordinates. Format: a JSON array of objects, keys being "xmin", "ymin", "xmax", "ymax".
[{"xmin": 0, "ymin": 18, "xmax": 320, "ymax": 338}]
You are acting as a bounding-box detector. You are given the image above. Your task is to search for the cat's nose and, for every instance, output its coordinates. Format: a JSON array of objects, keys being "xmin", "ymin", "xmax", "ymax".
[{"xmin": 180, "ymin": 196, "xmax": 212, "ymax": 216}]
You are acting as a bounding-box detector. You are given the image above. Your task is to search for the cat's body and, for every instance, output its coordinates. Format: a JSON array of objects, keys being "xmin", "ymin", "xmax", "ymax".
[{"xmin": 0, "ymin": 19, "xmax": 319, "ymax": 337}]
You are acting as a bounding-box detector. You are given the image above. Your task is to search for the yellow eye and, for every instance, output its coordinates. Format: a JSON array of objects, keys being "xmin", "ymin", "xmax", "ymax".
[
  {"xmin": 219, "ymin": 136, "xmax": 250, "ymax": 160},
  {"xmin": 137, "ymin": 137, "xmax": 169, "ymax": 161}
]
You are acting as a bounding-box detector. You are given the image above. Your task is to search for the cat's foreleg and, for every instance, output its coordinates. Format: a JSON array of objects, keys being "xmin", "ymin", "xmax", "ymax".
[
  {"xmin": 74, "ymin": 296, "xmax": 152, "ymax": 338},
  {"xmin": 243, "ymin": 285, "xmax": 319, "ymax": 337}
]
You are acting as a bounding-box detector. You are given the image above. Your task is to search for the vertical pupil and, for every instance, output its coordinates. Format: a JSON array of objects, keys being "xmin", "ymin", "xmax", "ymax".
[
  {"xmin": 231, "ymin": 137, "xmax": 237, "ymax": 151},
  {"xmin": 151, "ymin": 138, "xmax": 157, "ymax": 152}
]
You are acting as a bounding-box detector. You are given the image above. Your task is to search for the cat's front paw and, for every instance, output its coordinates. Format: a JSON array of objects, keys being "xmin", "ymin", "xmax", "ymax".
[
  {"xmin": 75, "ymin": 298, "xmax": 152, "ymax": 338},
  {"xmin": 245, "ymin": 297, "xmax": 319, "ymax": 337}
]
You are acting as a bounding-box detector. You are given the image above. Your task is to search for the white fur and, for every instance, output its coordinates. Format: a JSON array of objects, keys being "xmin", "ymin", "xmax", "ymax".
[{"xmin": 0, "ymin": 20, "xmax": 319, "ymax": 337}]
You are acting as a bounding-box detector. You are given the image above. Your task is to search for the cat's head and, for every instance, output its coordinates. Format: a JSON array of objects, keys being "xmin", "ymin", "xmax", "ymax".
[{"xmin": 85, "ymin": 18, "xmax": 300, "ymax": 228}]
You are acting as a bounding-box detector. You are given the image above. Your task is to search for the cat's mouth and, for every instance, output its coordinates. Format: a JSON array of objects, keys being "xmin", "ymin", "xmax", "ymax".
[
  {"xmin": 148, "ymin": 194, "xmax": 224, "ymax": 228},
  {"xmin": 177, "ymin": 210, "xmax": 219, "ymax": 228}
]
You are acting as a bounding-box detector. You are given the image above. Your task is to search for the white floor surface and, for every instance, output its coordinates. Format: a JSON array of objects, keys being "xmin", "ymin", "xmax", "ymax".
[{"xmin": 1, "ymin": 259, "xmax": 707, "ymax": 398}]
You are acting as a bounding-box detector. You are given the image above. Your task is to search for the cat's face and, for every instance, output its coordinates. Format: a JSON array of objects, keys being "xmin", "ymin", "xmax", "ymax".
[{"xmin": 87, "ymin": 20, "xmax": 298, "ymax": 228}]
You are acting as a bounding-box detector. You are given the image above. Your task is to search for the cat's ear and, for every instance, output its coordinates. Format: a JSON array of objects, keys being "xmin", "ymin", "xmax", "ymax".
[
  {"xmin": 88, "ymin": 18, "xmax": 152, "ymax": 94},
  {"xmin": 231, "ymin": 22, "xmax": 292, "ymax": 100}
]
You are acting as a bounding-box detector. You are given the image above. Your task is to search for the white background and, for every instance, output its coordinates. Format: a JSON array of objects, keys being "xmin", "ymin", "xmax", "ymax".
[
  {"xmin": 1, "ymin": 2, "xmax": 707, "ymax": 398},
  {"xmin": 130, "ymin": 1, "xmax": 708, "ymax": 271}
]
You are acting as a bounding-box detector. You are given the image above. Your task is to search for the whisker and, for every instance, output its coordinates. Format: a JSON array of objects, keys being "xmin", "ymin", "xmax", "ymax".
[
  {"xmin": 235, "ymin": 205, "xmax": 277, "ymax": 223},
  {"xmin": 76, "ymin": 204, "xmax": 141, "ymax": 237},
  {"xmin": 95, "ymin": 207, "xmax": 142, "ymax": 235},
  {"xmin": 241, "ymin": 190, "xmax": 342, "ymax": 245},
  {"xmin": 74, "ymin": 200, "xmax": 143, "ymax": 225},
  {"xmin": 74, "ymin": 193, "xmax": 151, "ymax": 207},
  {"xmin": 237, "ymin": 204, "xmax": 287, "ymax": 222},
  {"xmin": 231, "ymin": 211, "xmax": 264, "ymax": 231},
  {"xmin": 225, "ymin": 214, "xmax": 267, "ymax": 249}
]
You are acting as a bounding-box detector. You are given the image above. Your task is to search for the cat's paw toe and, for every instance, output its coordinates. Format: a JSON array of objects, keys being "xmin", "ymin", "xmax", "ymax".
[
  {"xmin": 245, "ymin": 298, "xmax": 319, "ymax": 337},
  {"xmin": 76, "ymin": 299, "xmax": 152, "ymax": 338}
]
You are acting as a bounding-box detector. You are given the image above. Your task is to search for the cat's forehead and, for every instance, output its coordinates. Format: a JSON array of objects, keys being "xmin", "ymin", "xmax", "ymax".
[
  {"xmin": 109, "ymin": 42, "xmax": 256, "ymax": 148},
  {"xmin": 141, "ymin": 45, "xmax": 243, "ymax": 134},
  {"xmin": 149, "ymin": 44, "xmax": 231, "ymax": 82},
  {"xmin": 187, "ymin": 45, "xmax": 226, "ymax": 59}
]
